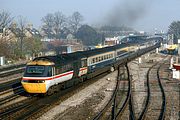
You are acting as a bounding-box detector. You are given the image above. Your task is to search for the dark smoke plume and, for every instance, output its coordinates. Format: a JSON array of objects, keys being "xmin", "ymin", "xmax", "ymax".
[{"xmin": 103, "ymin": 0, "xmax": 150, "ymax": 27}]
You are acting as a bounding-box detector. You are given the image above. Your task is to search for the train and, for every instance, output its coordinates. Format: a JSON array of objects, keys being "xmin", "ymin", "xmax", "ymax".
[{"xmin": 21, "ymin": 37, "xmax": 161, "ymax": 95}]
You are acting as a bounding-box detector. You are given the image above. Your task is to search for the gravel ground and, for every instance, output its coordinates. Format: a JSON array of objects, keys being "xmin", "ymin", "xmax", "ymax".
[
  {"xmin": 128, "ymin": 53, "xmax": 168, "ymax": 119},
  {"xmin": 128, "ymin": 52, "xmax": 180, "ymax": 119},
  {"xmin": 38, "ymin": 71, "xmax": 118, "ymax": 120}
]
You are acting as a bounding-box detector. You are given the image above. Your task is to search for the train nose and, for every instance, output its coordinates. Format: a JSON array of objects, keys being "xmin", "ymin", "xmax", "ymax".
[{"xmin": 21, "ymin": 80, "xmax": 46, "ymax": 93}]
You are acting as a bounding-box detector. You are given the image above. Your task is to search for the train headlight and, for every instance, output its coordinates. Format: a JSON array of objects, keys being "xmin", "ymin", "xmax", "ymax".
[{"xmin": 38, "ymin": 80, "xmax": 45, "ymax": 83}]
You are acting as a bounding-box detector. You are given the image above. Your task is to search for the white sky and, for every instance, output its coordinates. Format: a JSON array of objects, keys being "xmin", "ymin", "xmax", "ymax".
[{"xmin": 1, "ymin": 0, "xmax": 180, "ymax": 32}]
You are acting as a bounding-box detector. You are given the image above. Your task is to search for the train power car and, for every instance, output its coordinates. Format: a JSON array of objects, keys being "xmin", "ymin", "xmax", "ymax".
[{"xmin": 21, "ymin": 39, "xmax": 161, "ymax": 95}]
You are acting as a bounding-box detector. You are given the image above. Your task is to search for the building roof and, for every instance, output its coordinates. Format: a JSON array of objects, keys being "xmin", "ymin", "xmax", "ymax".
[{"xmin": 26, "ymin": 28, "xmax": 42, "ymax": 37}]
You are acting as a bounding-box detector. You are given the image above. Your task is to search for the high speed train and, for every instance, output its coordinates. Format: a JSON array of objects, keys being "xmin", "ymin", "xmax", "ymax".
[{"xmin": 21, "ymin": 38, "xmax": 161, "ymax": 95}]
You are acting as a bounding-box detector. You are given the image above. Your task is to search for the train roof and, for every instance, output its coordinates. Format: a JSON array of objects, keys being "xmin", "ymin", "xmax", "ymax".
[
  {"xmin": 33, "ymin": 43, "xmax": 131, "ymax": 65},
  {"xmin": 33, "ymin": 39, "xmax": 154, "ymax": 65}
]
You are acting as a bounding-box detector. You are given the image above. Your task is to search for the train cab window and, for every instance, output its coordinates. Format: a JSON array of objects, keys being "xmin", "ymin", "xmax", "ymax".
[
  {"xmin": 24, "ymin": 65, "xmax": 48, "ymax": 77},
  {"xmin": 47, "ymin": 66, "xmax": 52, "ymax": 77},
  {"xmin": 26, "ymin": 66, "xmax": 45, "ymax": 74}
]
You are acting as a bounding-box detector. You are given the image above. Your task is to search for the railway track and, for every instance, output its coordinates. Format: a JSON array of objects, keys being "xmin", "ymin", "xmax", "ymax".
[
  {"xmin": 0, "ymin": 55, "xmax": 174, "ymax": 119},
  {"xmin": 0, "ymin": 67, "xmax": 25, "ymax": 78},
  {"xmin": 0, "ymin": 64, "xmax": 24, "ymax": 92},
  {"xmin": 0, "ymin": 96, "xmax": 38, "ymax": 119},
  {"xmin": 0, "ymin": 77, "xmax": 22, "ymax": 92},
  {"xmin": 0, "ymin": 87, "xmax": 25, "ymax": 107},
  {"xmin": 115, "ymin": 64, "xmax": 135, "ymax": 120},
  {"xmin": 137, "ymin": 61, "xmax": 167, "ymax": 120},
  {"xmin": 93, "ymin": 64, "xmax": 135, "ymax": 120},
  {"xmin": 0, "ymin": 68, "xmax": 112, "ymax": 119},
  {"xmin": 0, "ymin": 62, "xmax": 25, "ymax": 92},
  {"xmin": 0, "ymin": 62, "xmax": 26, "ymax": 73}
]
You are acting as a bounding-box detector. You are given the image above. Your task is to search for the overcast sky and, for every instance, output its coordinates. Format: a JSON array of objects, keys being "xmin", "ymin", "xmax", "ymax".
[{"xmin": 1, "ymin": 0, "xmax": 180, "ymax": 32}]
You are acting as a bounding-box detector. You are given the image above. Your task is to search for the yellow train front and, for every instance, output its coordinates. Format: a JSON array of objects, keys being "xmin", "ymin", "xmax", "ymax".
[{"xmin": 21, "ymin": 59, "xmax": 55, "ymax": 94}]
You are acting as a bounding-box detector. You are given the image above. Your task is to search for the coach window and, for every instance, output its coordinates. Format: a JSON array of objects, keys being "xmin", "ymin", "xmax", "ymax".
[
  {"xmin": 105, "ymin": 55, "xmax": 107, "ymax": 59},
  {"xmin": 99, "ymin": 56, "xmax": 101, "ymax": 61},
  {"xmin": 96, "ymin": 57, "xmax": 98, "ymax": 62},
  {"xmin": 90, "ymin": 59, "xmax": 93, "ymax": 64},
  {"xmin": 101, "ymin": 56, "xmax": 104, "ymax": 61},
  {"xmin": 92, "ymin": 58, "xmax": 95, "ymax": 63},
  {"xmin": 103, "ymin": 55, "xmax": 105, "ymax": 60}
]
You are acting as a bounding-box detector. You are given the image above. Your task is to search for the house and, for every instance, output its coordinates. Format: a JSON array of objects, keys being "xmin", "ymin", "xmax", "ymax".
[
  {"xmin": 104, "ymin": 37, "xmax": 119, "ymax": 46},
  {"xmin": 0, "ymin": 26, "xmax": 42, "ymax": 42},
  {"xmin": 26, "ymin": 28, "xmax": 42, "ymax": 38},
  {"xmin": 0, "ymin": 28, "xmax": 18, "ymax": 42}
]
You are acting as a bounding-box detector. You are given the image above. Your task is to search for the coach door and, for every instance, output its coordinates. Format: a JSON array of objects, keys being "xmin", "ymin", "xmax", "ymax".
[{"xmin": 78, "ymin": 58, "xmax": 87, "ymax": 76}]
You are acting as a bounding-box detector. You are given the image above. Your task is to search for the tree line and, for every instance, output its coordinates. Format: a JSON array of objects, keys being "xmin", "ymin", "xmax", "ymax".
[
  {"xmin": 2, "ymin": 9, "xmax": 179, "ymax": 62},
  {"xmin": 0, "ymin": 10, "xmax": 104, "ymax": 61},
  {"xmin": 41, "ymin": 11, "xmax": 83, "ymax": 39},
  {"xmin": 0, "ymin": 10, "xmax": 43, "ymax": 60}
]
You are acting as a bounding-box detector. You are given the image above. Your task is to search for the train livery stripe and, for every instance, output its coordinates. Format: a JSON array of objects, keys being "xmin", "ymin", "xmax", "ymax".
[
  {"xmin": 53, "ymin": 71, "xmax": 74, "ymax": 79},
  {"xmin": 22, "ymin": 71, "xmax": 73, "ymax": 81},
  {"xmin": 80, "ymin": 67, "xmax": 87, "ymax": 71},
  {"xmin": 22, "ymin": 68, "xmax": 87, "ymax": 81}
]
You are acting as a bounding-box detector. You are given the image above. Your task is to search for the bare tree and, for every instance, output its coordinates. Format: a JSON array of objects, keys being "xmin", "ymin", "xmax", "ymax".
[
  {"xmin": 41, "ymin": 13, "xmax": 54, "ymax": 39},
  {"xmin": 0, "ymin": 10, "xmax": 13, "ymax": 41},
  {"xmin": 17, "ymin": 16, "xmax": 28, "ymax": 57},
  {"xmin": 69, "ymin": 11, "xmax": 83, "ymax": 34},
  {"xmin": 53, "ymin": 11, "xmax": 66, "ymax": 39},
  {"xmin": 0, "ymin": 10, "xmax": 14, "ymax": 58},
  {"xmin": 0, "ymin": 10, "xmax": 13, "ymax": 29}
]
